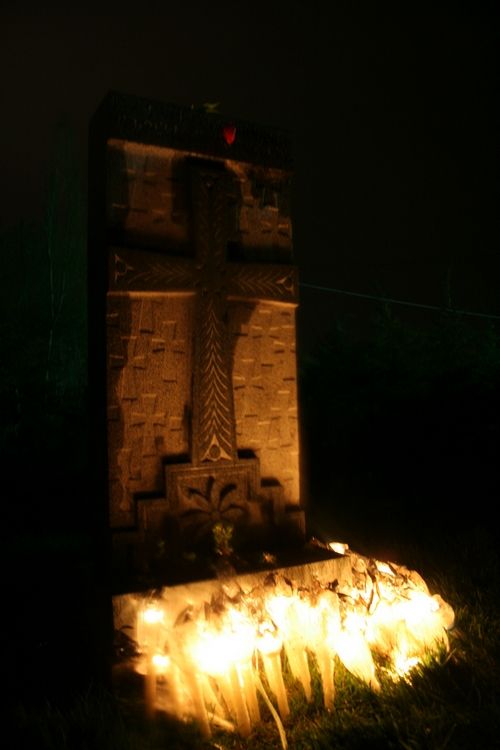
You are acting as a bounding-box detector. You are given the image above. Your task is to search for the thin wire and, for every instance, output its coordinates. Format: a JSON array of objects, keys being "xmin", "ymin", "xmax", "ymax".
[{"xmin": 299, "ymin": 282, "xmax": 500, "ymax": 321}]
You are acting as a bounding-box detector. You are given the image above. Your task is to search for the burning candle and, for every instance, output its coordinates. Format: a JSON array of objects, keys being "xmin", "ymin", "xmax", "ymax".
[
  {"xmin": 144, "ymin": 653, "xmax": 157, "ymax": 718},
  {"xmin": 170, "ymin": 620, "xmax": 214, "ymax": 738},
  {"xmin": 403, "ymin": 591, "xmax": 450, "ymax": 652},
  {"xmin": 293, "ymin": 650, "xmax": 312, "ymax": 701},
  {"xmin": 367, "ymin": 588, "xmax": 454, "ymax": 677},
  {"xmin": 333, "ymin": 614, "xmax": 380, "ymax": 692},
  {"xmin": 328, "ymin": 541, "xmax": 349, "ymax": 555},
  {"xmin": 306, "ymin": 591, "xmax": 340, "ymax": 710},
  {"xmin": 137, "ymin": 605, "xmax": 168, "ymax": 718},
  {"xmin": 224, "ymin": 609, "xmax": 258, "ymax": 735},
  {"xmin": 266, "ymin": 594, "xmax": 312, "ymax": 701},
  {"xmin": 316, "ymin": 643, "xmax": 335, "ymax": 710},
  {"xmin": 200, "ymin": 674, "xmax": 231, "ymax": 724},
  {"xmin": 189, "ymin": 611, "xmax": 255, "ymax": 736},
  {"xmin": 226, "ymin": 666, "xmax": 251, "ymax": 737},
  {"xmin": 190, "ymin": 627, "xmax": 234, "ymax": 726},
  {"xmin": 137, "ymin": 604, "xmax": 165, "ymax": 652},
  {"xmin": 238, "ymin": 659, "xmax": 261, "ymax": 724},
  {"xmin": 257, "ymin": 627, "xmax": 289, "ymax": 721},
  {"xmin": 185, "ymin": 668, "xmax": 211, "ymax": 739},
  {"xmin": 152, "ymin": 653, "xmax": 183, "ymax": 719},
  {"xmin": 143, "ymin": 652, "xmax": 174, "ymax": 718}
]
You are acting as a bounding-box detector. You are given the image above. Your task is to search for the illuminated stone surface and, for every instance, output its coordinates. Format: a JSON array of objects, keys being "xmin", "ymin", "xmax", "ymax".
[
  {"xmin": 111, "ymin": 544, "xmax": 454, "ymax": 734},
  {"xmin": 91, "ymin": 97, "xmax": 457, "ymax": 738},
  {"xmin": 113, "ymin": 553, "xmax": 353, "ymax": 638},
  {"xmin": 89, "ymin": 93, "xmax": 304, "ymax": 577}
]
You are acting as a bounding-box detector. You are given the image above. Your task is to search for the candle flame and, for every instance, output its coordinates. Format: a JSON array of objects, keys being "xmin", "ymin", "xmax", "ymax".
[
  {"xmin": 152, "ymin": 653, "xmax": 170, "ymax": 672},
  {"xmin": 130, "ymin": 547, "xmax": 454, "ymax": 739},
  {"xmin": 142, "ymin": 607, "xmax": 164, "ymax": 624},
  {"xmin": 257, "ymin": 625, "xmax": 283, "ymax": 656},
  {"xmin": 328, "ymin": 541, "xmax": 349, "ymax": 555}
]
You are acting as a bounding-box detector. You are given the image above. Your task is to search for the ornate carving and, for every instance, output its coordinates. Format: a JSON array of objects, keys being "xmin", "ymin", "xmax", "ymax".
[
  {"xmin": 165, "ymin": 459, "xmax": 261, "ymax": 543},
  {"xmin": 230, "ymin": 302, "xmax": 300, "ymax": 503},
  {"xmin": 158, "ymin": 320, "xmax": 186, "ymax": 384},
  {"xmin": 131, "ymin": 394, "xmax": 166, "ymax": 457},
  {"xmin": 226, "ymin": 263, "xmax": 297, "ymax": 302},
  {"xmin": 112, "ymin": 251, "xmax": 193, "ymax": 290},
  {"xmin": 106, "ymin": 295, "xmax": 193, "ymax": 526},
  {"xmin": 196, "ymin": 295, "xmax": 235, "ymax": 462},
  {"xmin": 178, "ymin": 475, "xmax": 247, "ymax": 540},
  {"xmin": 189, "ymin": 167, "xmax": 237, "ymax": 463},
  {"xmin": 106, "ymin": 155, "xmax": 301, "ymax": 537}
]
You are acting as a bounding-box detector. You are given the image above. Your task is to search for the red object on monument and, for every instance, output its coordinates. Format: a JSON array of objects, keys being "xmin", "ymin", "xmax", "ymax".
[{"xmin": 223, "ymin": 124, "xmax": 236, "ymax": 145}]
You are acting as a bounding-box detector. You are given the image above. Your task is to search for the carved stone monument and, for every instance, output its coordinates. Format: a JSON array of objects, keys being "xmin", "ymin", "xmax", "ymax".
[{"xmin": 89, "ymin": 92, "xmax": 305, "ymax": 583}]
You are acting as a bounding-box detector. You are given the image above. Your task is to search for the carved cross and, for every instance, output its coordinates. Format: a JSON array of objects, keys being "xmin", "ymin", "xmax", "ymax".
[
  {"xmin": 131, "ymin": 394, "xmax": 166, "ymax": 456},
  {"xmin": 109, "ymin": 161, "xmax": 297, "ymax": 468}
]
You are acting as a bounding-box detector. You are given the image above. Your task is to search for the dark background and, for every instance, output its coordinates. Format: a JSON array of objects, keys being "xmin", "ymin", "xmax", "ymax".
[
  {"xmin": 1, "ymin": 1, "xmax": 497, "ymax": 338},
  {"xmin": 1, "ymin": 0, "xmax": 498, "ymax": 707}
]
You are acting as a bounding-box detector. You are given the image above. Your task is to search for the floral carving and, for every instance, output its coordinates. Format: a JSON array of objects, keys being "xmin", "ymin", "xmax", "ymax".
[{"xmin": 179, "ymin": 475, "xmax": 247, "ymax": 539}]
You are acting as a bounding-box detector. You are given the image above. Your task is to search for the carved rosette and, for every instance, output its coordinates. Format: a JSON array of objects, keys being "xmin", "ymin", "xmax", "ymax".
[{"xmin": 165, "ymin": 459, "xmax": 262, "ymax": 542}]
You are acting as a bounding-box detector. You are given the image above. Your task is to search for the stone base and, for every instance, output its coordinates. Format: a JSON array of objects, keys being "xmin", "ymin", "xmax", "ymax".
[
  {"xmin": 113, "ymin": 549, "xmax": 352, "ymax": 642},
  {"xmin": 110, "ymin": 456, "xmax": 306, "ymax": 589}
]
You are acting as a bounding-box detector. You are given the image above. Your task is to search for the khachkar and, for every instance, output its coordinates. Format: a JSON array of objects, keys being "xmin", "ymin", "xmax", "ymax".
[{"xmin": 89, "ymin": 92, "xmax": 305, "ymax": 579}]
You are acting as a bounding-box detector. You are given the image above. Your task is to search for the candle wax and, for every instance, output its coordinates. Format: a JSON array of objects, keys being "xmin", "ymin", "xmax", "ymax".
[{"xmin": 263, "ymin": 651, "xmax": 290, "ymax": 720}]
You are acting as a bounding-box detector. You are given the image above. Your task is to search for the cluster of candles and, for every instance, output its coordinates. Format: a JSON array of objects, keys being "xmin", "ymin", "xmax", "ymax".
[{"xmin": 133, "ymin": 548, "xmax": 455, "ymax": 739}]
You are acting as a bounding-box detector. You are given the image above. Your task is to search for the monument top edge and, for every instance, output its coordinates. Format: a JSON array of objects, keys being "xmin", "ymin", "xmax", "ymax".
[{"xmin": 90, "ymin": 90, "xmax": 293, "ymax": 171}]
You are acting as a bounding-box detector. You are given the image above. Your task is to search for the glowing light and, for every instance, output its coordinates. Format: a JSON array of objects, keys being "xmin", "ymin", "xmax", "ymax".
[
  {"xmin": 393, "ymin": 651, "xmax": 420, "ymax": 677},
  {"xmin": 265, "ymin": 594, "xmax": 292, "ymax": 631},
  {"xmin": 143, "ymin": 607, "xmax": 164, "ymax": 624},
  {"xmin": 334, "ymin": 627, "xmax": 380, "ymax": 691},
  {"xmin": 137, "ymin": 604, "xmax": 167, "ymax": 657},
  {"xmin": 375, "ymin": 560, "xmax": 395, "ymax": 576},
  {"xmin": 223, "ymin": 124, "xmax": 236, "ymax": 145},
  {"xmin": 266, "ymin": 594, "xmax": 312, "ymax": 701},
  {"xmin": 257, "ymin": 625, "xmax": 289, "ymax": 720},
  {"xmin": 257, "ymin": 625, "xmax": 283, "ymax": 656},
  {"xmin": 191, "ymin": 627, "xmax": 233, "ymax": 677},
  {"xmin": 152, "ymin": 653, "xmax": 170, "ymax": 672},
  {"xmin": 131, "ymin": 546, "xmax": 454, "ymax": 739},
  {"xmin": 328, "ymin": 541, "xmax": 349, "ymax": 555}
]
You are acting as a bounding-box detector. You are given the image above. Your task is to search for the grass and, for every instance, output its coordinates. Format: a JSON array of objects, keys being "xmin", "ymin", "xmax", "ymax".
[
  {"xmin": 12, "ymin": 523, "xmax": 500, "ymax": 750},
  {"xmin": 8, "ymin": 313, "xmax": 500, "ymax": 747}
]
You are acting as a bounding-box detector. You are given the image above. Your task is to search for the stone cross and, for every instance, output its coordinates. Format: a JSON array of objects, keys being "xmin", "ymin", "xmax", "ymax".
[
  {"xmin": 111, "ymin": 165, "xmax": 297, "ymax": 460},
  {"xmin": 89, "ymin": 92, "xmax": 305, "ymax": 579}
]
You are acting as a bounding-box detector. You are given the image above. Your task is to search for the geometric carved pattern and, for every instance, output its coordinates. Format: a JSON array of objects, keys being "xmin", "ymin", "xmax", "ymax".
[
  {"xmin": 106, "ymin": 294, "xmax": 193, "ymax": 526},
  {"xmin": 191, "ymin": 168, "xmax": 237, "ymax": 464},
  {"xmin": 109, "ymin": 160, "xmax": 298, "ymax": 484},
  {"xmin": 196, "ymin": 294, "xmax": 235, "ymax": 462},
  {"xmin": 225, "ymin": 264, "xmax": 296, "ymax": 300},
  {"xmin": 88, "ymin": 93, "xmax": 310, "ymax": 572},
  {"xmin": 231, "ymin": 162, "xmax": 292, "ymax": 257},
  {"xmin": 105, "ymin": 139, "xmax": 301, "ymax": 536},
  {"xmin": 109, "ymin": 167, "xmax": 298, "ymax": 472},
  {"xmin": 131, "ymin": 394, "xmax": 165, "ymax": 457},
  {"xmin": 230, "ymin": 302, "xmax": 300, "ymax": 502}
]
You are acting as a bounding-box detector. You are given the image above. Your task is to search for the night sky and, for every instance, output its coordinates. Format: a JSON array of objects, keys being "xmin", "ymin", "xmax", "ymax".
[
  {"xmin": 1, "ymin": 1, "xmax": 498, "ymax": 352},
  {"xmin": 1, "ymin": 3, "xmax": 499, "ymax": 721},
  {"xmin": 0, "ymin": 0, "xmax": 497, "ymax": 553}
]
